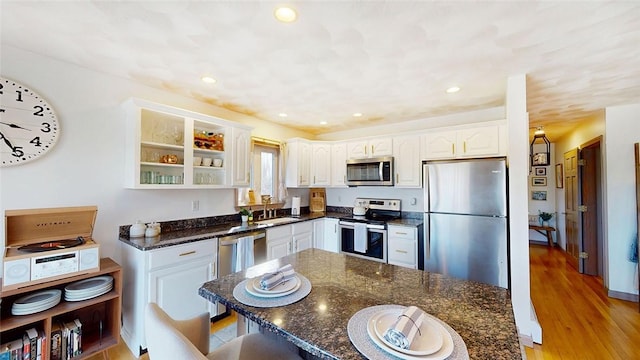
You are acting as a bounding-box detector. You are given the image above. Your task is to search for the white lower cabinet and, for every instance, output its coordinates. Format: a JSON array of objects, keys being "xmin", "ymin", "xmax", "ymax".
[
  {"xmin": 121, "ymin": 238, "xmax": 217, "ymax": 356},
  {"xmin": 323, "ymin": 218, "xmax": 340, "ymax": 253},
  {"xmin": 387, "ymin": 225, "xmax": 418, "ymax": 269},
  {"xmin": 266, "ymin": 221, "xmax": 313, "ymax": 259}
]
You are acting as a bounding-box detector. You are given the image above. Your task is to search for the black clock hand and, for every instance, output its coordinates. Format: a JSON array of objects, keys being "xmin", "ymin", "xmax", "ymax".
[
  {"xmin": 0, "ymin": 130, "xmax": 16, "ymax": 151},
  {"xmin": 0, "ymin": 121, "xmax": 31, "ymax": 131}
]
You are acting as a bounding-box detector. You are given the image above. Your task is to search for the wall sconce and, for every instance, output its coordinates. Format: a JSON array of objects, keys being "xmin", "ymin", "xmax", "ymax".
[{"xmin": 530, "ymin": 127, "xmax": 550, "ymax": 166}]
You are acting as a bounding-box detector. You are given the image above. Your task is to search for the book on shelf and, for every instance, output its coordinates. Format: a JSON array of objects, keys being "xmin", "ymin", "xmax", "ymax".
[
  {"xmin": 50, "ymin": 323, "xmax": 62, "ymax": 360},
  {"xmin": 0, "ymin": 338, "xmax": 23, "ymax": 360},
  {"xmin": 37, "ymin": 329, "xmax": 47, "ymax": 360},
  {"xmin": 25, "ymin": 328, "xmax": 38, "ymax": 360}
]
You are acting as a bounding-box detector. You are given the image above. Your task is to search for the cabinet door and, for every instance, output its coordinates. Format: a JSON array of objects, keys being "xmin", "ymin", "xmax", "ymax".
[
  {"xmin": 324, "ymin": 218, "xmax": 340, "ymax": 253},
  {"xmin": 231, "ymin": 127, "xmax": 251, "ymax": 186},
  {"xmin": 286, "ymin": 139, "xmax": 311, "ymax": 187},
  {"xmin": 148, "ymin": 257, "xmax": 214, "ymax": 320},
  {"xmin": 347, "ymin": 140, "xmax": 368, "ymax": 158},
  {"xmin": 422, "ymin": 130, "xmax": 457, "ymax": 160},
  {"xmin": 393, "ymin": 135, "xmax": 421, "ymax": 187},
  {"xmin": 331, "ymin": 143, "xmax": 347, "ymax": 187},
  {"xmin": 313, "ymin": 219, "xmax": 325, "ymax": 250},
  {"xmin": 267, "ymin": 237, "xmax": 291, "ymax": 260},
  {"xmin": 293, "ymin": 232, "xmax": 313, "ymax": 253},
  {"xmin": 370, "ymin": 138, "xmax": 393, "ymax": 157},
  {"xmin": 311, "ymin": 143, "xmax": 331, "ymax": 186},
  {"xmin": 458, "ymin": 126, "xmax": 500, "ymax": 157}
]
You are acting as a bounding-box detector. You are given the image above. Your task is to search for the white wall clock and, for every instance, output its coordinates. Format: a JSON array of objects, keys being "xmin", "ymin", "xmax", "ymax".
[{"xmin": 0, "ymin": 76, "xmax": 60, "ymax": 167}]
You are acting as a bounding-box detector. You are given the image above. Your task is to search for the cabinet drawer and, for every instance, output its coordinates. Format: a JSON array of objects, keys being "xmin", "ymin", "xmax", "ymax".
[
  {"xmin": 292, "ymin": 221, "xmax": 312, "ymax": 235},
  {"xmin": 267, "ymin": 224, "xmax": 292, "ymax": 240},
  {"xmin": 388, "ymin": 225, "xmax": 417, "ymax": 240},
  {"xmin": 148, "ymin": 239, "xmax": 216, "ymax": 270},
  {"xmin": 388, "ymin": 237, "xmax": 417, "ymax": 269}
]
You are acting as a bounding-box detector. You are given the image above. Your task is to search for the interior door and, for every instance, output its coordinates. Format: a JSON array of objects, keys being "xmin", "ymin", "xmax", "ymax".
[
  {"xmin": 635, "ymin": 143, "xmax": 640, "ymax": 312},
  {"xmin": 564, "ymin": 148, "xmax": 582, "ymax": 271},
  {"xmin": 580, "ymin": 141, "xmax": 601, "ymax": 275}
]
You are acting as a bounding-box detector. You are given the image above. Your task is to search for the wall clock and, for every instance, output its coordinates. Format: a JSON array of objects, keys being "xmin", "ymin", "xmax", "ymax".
[{"xmin": 0, "ymin": 76, "xmax": 60, "ymax": 167}]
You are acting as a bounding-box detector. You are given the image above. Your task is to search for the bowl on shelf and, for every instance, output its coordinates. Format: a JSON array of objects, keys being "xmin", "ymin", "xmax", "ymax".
[{"xmin": 193, "ymin": 157, "xmax": 202, "ymax": 166}]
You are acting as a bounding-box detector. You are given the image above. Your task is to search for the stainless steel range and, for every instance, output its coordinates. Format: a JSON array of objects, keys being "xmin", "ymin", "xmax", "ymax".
[{"xmin": 339, "ymin": 198, "xmax": 401, "ymax": 263}]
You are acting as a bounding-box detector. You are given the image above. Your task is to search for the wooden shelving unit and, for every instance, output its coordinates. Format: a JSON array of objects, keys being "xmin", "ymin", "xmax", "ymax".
[{"xmin": 1, "ymin": 258, "xmax": 122, "ymax": 359}]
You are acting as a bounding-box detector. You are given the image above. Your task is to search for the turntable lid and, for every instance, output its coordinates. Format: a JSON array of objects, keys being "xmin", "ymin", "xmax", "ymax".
[{"xmin": 5, "ymin": 206, "xmax": 98, "ymax": 247}]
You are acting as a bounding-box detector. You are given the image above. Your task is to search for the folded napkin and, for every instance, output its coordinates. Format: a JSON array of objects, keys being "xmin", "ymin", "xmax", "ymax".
[
  {"xmin": 383, "ymin": 306, "xmax": 427, "ymax": 350},
  {"xmin": 259, "ymin": 264, "xmax": 295, "ymax": 290}
]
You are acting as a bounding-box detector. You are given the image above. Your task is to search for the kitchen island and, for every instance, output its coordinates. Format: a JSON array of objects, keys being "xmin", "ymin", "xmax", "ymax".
[{"xmin": 199, "ymin": 248, "xmax": 522, "ymax": 360}]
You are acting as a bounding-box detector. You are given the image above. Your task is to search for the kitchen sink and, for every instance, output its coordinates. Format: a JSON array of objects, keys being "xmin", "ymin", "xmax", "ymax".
[{"xmin": 254, "ymin": 217, "xmax": 301, "ymax": 225}]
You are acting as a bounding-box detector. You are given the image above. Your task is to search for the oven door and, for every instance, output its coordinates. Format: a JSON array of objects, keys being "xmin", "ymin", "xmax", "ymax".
[{"xmin": 339, "ymin": 222, "xmax": 387, "ymax": 263}]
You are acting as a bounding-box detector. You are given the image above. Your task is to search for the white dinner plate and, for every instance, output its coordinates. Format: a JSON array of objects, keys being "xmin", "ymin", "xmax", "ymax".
[
  {"xmin": 12, "ymin": 289, "xmax": 61, "ymax": 315},
  {"xmin": 65, "ymin": 282, "xmax": 112, "ymax": 296},
  {"xmin": 65, "ymin": 285, "xmax": 112, "ymax": 302},
  {"xmin": 366, "ymin": 309, "xmax": 454, "ymax": 360},
  {"xmin": 371, "ymin": 309, "xmax": 444, "ymax": 356},
  {"xmin": 65, "ymin": 276, "xmax": 113, "ymax": 292},
  {"xmin": 245, "ymin": 275, "xmax": 301, "ymax": 298},
  {"xmin": 251, "ymin": 275, "xmax": 299, "ymax": 294}
]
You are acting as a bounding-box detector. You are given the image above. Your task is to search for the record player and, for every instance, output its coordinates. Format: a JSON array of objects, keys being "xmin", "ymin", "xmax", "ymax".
[{"xmin": 3, "ymin": 206, "xmax": 100, "ymax": 291}]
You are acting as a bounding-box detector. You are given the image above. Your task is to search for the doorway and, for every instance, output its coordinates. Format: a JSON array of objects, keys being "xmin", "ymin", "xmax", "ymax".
[{"xmin": 564, "ymin": 136, "xmax": 603, "ymax": 276}]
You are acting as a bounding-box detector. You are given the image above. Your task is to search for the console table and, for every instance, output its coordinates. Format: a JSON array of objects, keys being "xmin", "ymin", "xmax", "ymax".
[{"xmin": 529, "ymin": 224, "xmax": 556, "ymax": 246}]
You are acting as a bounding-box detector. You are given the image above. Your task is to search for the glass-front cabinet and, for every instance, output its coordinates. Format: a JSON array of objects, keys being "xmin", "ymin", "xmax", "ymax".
[{"xmin": 124, "ymin": 98, "xmax": 252, "ymax": 189}]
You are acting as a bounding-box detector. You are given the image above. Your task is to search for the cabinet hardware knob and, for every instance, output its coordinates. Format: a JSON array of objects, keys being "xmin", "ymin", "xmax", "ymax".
[
  {"xmin": 179, "ymin": 250, "xmax": 196, "ymax": 256},
  {"xmin": 396, "ymin": 232, "xmax": 407, "ymax": 235},
  {"xmin": 395, "ymin": 250, "xmax": 408, "ymax": 254},
  {"xmin": 464, "ymin": 141, "xmax": 467, "ymax": 153},
  {"xmin": 452, "ymin": 144, "xmax": 455, "ymax": 154}
]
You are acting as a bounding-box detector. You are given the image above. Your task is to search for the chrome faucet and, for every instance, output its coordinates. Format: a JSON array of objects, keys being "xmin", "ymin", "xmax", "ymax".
[{"xmin": 262, "ymin": 196, "xmax": 272, "ymax": 219}]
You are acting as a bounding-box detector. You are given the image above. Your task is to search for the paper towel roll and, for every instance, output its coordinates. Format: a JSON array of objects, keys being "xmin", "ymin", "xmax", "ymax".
[{"xmin": 291, "ymin": 196, "xmax": 301, "ymax": 217}]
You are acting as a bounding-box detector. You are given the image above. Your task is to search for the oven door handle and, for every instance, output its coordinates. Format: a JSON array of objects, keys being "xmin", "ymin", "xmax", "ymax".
[{"xmin": 339, "ymin": 221, "xmax": 385, "ymax": 230}]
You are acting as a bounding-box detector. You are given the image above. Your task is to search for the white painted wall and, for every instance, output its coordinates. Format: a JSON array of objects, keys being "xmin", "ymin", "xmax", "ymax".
[
  {"xmin": 604, "ymin": 104, "xmax": 640, "ymax": 296},
  {"xmin": 505, "ymin": 74, "xmax": 535, "ymax": 341},
  {"xmin": 0, "ymin": 45, "xmax": 313, "ymax": 270}
]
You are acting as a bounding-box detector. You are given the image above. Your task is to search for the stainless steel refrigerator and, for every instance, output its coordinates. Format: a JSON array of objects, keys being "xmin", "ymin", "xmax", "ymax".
[{"xmin": 423, "ymin": 158, "xmax": 509, "ymax": 288}]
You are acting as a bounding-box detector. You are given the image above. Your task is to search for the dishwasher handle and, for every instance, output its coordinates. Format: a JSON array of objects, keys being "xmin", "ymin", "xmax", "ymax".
[
  {"xmin": 220, "ymin": 237, "xmax": 240, "ymax": 246},
  {"xmin": 219, "ymin": 231, "xmax": 266, "ymax": 246}
]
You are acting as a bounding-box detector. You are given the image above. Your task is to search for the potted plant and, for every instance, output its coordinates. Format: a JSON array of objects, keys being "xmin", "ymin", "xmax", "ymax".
[
  {"xmin": 239, "ymin": 208, "xmax": 250, "ymax": 223},
  {"xmin": 538, "ymin": 211, "xmax": 553, "ymax": 226}
]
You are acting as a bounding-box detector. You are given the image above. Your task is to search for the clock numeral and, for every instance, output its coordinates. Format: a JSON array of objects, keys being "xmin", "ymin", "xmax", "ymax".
[
  {"xmin": 12, "ymin": 146, "xmax": 24, "ymax": 158},
  {"xmin": 16, "ymin": 90, "xmax": 24, "ymax": 102},
  {"xmin": 33, "ymin": 106, "xmax": 44, "ymax": 117},
  {"xmin": 30, "ymin": 136, "xmax": 42, "ymax": 147},
  {"xmin": 41, "ymin": 122, "xmax": 51, "ymax": 133}
]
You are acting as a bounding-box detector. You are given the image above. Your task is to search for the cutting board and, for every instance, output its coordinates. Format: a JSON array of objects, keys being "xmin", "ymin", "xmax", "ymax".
[{"xmin": 309, "ymin": 188, "xmax": 326, "ymax": 213}]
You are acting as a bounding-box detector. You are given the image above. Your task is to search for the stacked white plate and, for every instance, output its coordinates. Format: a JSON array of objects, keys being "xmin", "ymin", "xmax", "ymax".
[
  {"xmin": 64, "ymin": 275, "xmax": 113, "ymax": 302},
  {"xmin": 12, "ymin": 289, "xmax": 62, "ymax": 315},
  {"xmin": 244, "ymin": 275, "xmax": 301, "ymax": 298},
  {"xmin": 367, "ymin": 309, "xmax": 455, "ymax": 360}
]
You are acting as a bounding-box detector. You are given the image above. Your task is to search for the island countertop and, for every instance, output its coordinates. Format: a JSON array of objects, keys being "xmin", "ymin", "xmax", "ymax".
[{"xmin": 199, "ymin": 248, "xmax": 522, "ymax": 360}]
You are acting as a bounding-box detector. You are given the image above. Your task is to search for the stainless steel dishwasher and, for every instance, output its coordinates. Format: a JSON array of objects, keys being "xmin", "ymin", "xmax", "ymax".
[{"xmin": 217, "ymin": 230, "xmax": 267, "ymax": 314}]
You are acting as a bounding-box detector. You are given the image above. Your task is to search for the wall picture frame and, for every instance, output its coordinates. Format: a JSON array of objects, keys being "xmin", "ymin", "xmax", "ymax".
[
  {"xmin": 532, "ymin": 177, "xmax": 547, "ymax": 186},
  {"xmin": 556, "ymin": 163, "xmax": 564, "ymax": 188},
  {"xmin": 535, "ymin": 167, "xmax": 547, "ymax": 176},
  {"xmin": 531, "ymin": 190, "xmax": 547, "ymax": 201}
]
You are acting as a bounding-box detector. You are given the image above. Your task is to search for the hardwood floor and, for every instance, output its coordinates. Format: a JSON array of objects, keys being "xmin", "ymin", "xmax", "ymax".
[
  {"xmin": 90, "ymin": 246, "xmax": 640, "ymax": 359},
  {"xmin": 525, "ymin": 244, "xmax": 640, "ymax": 359}
]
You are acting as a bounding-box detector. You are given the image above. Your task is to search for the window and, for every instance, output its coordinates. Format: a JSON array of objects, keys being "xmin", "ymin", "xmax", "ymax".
[{"xmin": 252, "ymin": 140, "xmax": 280, "ymax": 201}]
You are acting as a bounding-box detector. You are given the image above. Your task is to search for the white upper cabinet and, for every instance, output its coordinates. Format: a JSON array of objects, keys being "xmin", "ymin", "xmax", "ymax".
[
  {"xmin": 330, "ymin": 142, "xmax": 347, "ymax": 187},
  {"xmin": 124, "ymin": 98, "xmax": 252, "ymax": 189},
  {"xmin": 231, "ymin": 127, "xmax": 251, "ymax": 187},
  {"xmin": 421, "ymin": 124, "xmax": 504, "ymax": 160},
  {"xmin": 286, "ymin": 138, "xmax": 311, "ymax": 187},
  {"xmin": 347, "ymin": 138, "xmax": 393, "ymax": 159},
  {"xmin": 311, "ymin": 143, "xmax": 331, "ymax": 186},
  {"xmin": 393, "ymin": 134, "xmax": 421, "ymax": 187}
]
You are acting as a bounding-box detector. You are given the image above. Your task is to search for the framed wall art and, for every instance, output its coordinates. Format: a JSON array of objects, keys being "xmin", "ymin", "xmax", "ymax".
[
  {"xmin": 535, "ymin": 167, "xmax": 547, "ymax": 176},
  {"xmin": 531, "ymin": 190, "xmax": 547, "ymax": 201},
  {"xmin": 555, "ymin": 163, "xmax": 563, "ymax": 188},
  {"xmin": 531, "ymin": 177, "xmax": 547, "ymax": 186}
]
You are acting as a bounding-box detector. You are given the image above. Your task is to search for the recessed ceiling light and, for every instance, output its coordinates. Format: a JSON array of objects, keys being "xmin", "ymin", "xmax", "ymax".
[
  {"xmin": 353, "ymin": 113, "xmax": 363, "ymax": 117},
  {"xmin": 446, "ymin": 86, "xmax": 460, "ymax": 93},
  {"xmin": 320, "ymin": 121, "xmax": 327, "ymax": 125},
  {"xmin": 201, "ymin": 76, "xmax": 216, "ymax": 84},
  {"xmin": 279, "ymin": 113, "xmax": 288, "ymax": 117},
  {"xmin": 274, "ymin": 6, "xmax": 297, "ymax": 23}
]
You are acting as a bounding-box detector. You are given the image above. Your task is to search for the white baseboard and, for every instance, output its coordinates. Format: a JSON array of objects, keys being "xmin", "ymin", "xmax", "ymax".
[{"xmin": 529, "ymin": 301, "xmax": 542, "ymax": 344}]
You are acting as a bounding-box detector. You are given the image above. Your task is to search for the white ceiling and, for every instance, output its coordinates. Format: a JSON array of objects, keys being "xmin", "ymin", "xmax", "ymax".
[{"xmin": 2, "ymin": 1, "xmax": 639, "ymax": 141}]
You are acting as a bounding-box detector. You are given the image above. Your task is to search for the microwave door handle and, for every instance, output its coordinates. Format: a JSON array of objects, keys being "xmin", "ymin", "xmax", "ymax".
[{"xmin": 379, "ymin": 161, "xmax": 383, "ymax": 181}]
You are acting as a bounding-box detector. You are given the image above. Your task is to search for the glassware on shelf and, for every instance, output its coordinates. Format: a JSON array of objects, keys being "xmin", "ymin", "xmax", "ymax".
[{"xmin": 172, "ymin": 124, "xmax": 183, "ymax": 146}]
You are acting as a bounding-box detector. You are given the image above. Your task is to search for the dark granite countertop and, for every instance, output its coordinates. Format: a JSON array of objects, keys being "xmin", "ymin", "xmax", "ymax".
[{"xmin": 199, "ymin": 249, "xmax": 521, "ymax": 360}]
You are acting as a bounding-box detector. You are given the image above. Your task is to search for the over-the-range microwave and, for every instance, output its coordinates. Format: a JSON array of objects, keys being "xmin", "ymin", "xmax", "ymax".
[{"xmin": 345, "ymin": 156, "xmax": 394, "ymax": 186}]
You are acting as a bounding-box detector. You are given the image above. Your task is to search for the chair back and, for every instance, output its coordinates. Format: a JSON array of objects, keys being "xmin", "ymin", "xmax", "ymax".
[{"xmin": 145, "ymin": 303, "xmax": 208, "ymax": 360}]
